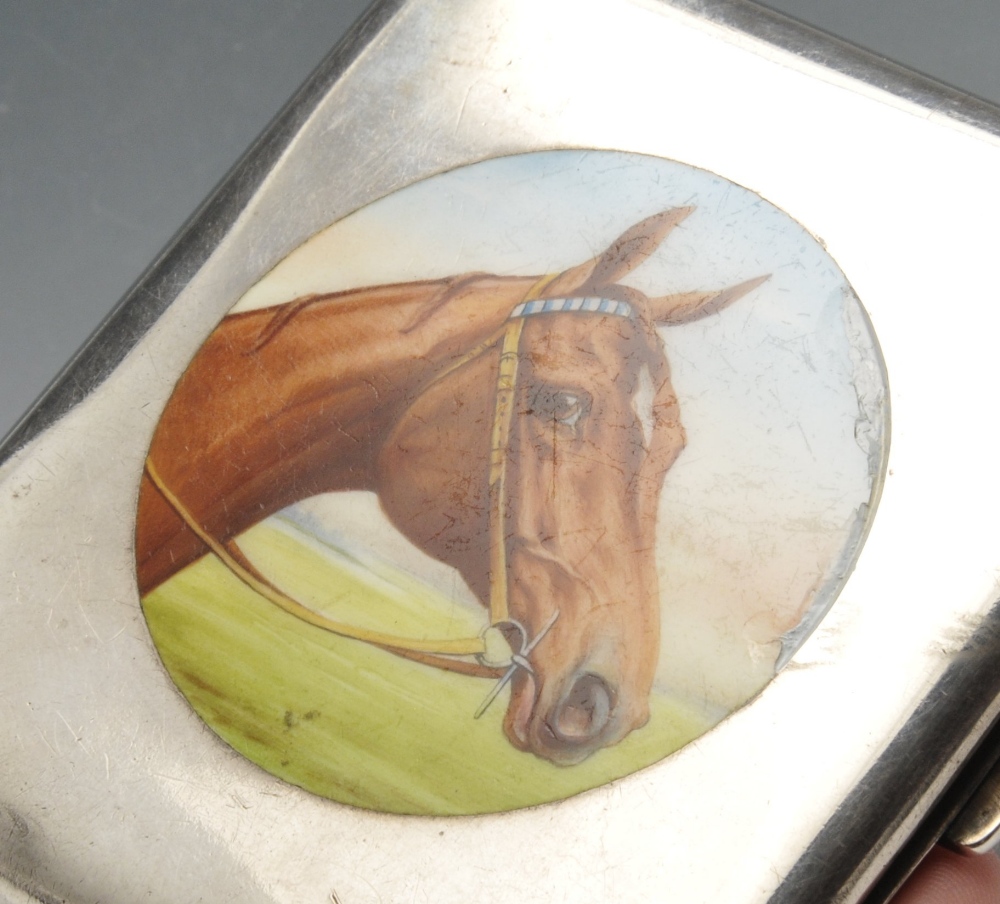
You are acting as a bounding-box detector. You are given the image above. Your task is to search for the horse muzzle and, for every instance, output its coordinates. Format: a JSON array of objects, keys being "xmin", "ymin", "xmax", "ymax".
[{"xmin": 505, "ymin": 667, "xmax": 645, "ymax": 766}]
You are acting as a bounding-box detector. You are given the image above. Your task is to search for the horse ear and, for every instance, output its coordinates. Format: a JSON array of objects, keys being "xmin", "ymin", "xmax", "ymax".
[
  {"xmin": 532, "ymin": 207, "xmax": 695, "ymax": 299},
  {"xmin": 587, "ymin": 207, "xmax": 695, "ymax": 289},
  {"xmin": 648, "ymin": 275, "xmax": 769, "ymax": 325}
]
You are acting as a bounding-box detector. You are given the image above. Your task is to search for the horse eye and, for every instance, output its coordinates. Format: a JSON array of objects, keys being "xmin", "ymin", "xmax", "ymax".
[{"xmin": 530, "ymin": 387, "xmax": 590, "ymax": 429}]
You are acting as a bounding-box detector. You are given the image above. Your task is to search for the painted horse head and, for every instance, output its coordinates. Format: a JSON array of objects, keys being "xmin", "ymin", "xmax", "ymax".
[
  {"xmin": 136, "ymin": 206, "xmax": 765, "ymax": 767},
  {"xmin": 375, "ymin": 208, "xmax": 767, "ymax": 764}
]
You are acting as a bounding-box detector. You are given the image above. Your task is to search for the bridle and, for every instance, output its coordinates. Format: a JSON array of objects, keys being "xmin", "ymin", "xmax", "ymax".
[{"xmin": 143, "ymin": 275, "xmax": 634, "ymax": 716}]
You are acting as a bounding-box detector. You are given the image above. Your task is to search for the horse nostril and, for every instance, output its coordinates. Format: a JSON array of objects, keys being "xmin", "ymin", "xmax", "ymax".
[{"xmin": 549, "ymin": 673, "xmax": 616, "ymax": 745}]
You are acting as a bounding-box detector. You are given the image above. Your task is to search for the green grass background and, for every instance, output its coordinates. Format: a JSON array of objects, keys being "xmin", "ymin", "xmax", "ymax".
[{"xmin": 143, "ymin": 519, "xmax": 714, "ymax": 816}]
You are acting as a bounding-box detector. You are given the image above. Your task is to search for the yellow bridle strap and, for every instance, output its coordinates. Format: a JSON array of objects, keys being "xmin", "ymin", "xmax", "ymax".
[
  {"xmin": 143, "ymin": 271, "xmax": 561, "ymax": 678},
  {"xmin": 143, "ymin": 458, "xmax": 488, "ymax": 658},
  {"xmin": 486, "ymin": 318, "xmax": 523, "ymax": 625},
  {"xmin": 487, "ymin": 272, "xmax": 561, "ymax": 625}
]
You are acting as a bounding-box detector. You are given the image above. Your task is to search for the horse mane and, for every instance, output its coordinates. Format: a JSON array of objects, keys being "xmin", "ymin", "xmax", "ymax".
[
  {"xmin": 241, "ymin": 273, "xmax": 495, "ymax": 355},
  {"xmin": 398, "ymin": 272, "xmax": 490, "ymax": 334},
  {"xmin": 246, "ymin": 293, "xmax": 327, "ymax": 353}
]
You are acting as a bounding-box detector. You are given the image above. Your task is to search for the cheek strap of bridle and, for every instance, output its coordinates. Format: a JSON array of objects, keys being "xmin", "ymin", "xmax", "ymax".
[
  {"xmin": 488, "ymin": 271, "xmax": 569, "ymax": 627},
  {"xmin": 487, "ymin": 314, "xmax": 524, "ymax": 626},
  {"xmin": 468, "ymin": 274, "xmax": 563, "ymax": 715}
]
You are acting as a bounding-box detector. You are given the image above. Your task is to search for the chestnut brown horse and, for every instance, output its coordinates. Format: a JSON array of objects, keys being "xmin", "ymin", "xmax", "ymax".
[{"xmin": 136, "ymin": 207, "xmax": 765, "ymax": 764}]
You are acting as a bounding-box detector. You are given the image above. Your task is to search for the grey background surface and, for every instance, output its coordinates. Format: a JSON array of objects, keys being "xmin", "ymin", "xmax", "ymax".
[{"xmin": 1, "ymin": 0, "xmax": 998, "ymax": 440}]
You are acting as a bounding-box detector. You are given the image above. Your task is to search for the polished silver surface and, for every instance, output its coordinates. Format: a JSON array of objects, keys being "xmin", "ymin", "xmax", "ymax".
[{"xmin": 4, "ymin": 1, "xmax": 1000, "ymax": 902}]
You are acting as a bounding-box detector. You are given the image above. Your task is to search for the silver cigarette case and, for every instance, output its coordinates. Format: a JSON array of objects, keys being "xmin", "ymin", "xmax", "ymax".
[{"xmin": 4, "ymin": 1, "xmax": 1000, "ymax": 901}]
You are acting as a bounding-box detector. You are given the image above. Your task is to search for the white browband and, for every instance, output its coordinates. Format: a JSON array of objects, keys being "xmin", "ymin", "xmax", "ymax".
[{"xmin": 510, "ymin": 296, "xmax": 633, "ymax": 319}]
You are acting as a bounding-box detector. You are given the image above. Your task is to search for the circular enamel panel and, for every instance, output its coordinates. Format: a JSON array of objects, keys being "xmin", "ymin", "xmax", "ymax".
[{"xmin": 136, "ymin": 150, "xmax": 888, "ymax": 815}]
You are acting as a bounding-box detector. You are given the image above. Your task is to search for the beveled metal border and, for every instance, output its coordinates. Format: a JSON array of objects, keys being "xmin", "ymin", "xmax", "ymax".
[{"xmin": 678, "ymin": 0, "xmax": 1000, "ymax": 136}]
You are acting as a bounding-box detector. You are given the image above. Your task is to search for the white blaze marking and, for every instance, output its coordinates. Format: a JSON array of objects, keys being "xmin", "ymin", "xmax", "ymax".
[{"xmin": 632, "ymin": 364, "xmax": 655, "ymax": 449}]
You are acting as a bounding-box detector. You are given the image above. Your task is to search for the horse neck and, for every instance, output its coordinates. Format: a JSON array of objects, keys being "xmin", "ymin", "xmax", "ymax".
[
  {"xmin": 148, "ymin": 275, "xmax": 534, "ymax": 528},
  {"xmin": 235, "ymin": 275, "xmax": 535, "ymax": 464}
]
